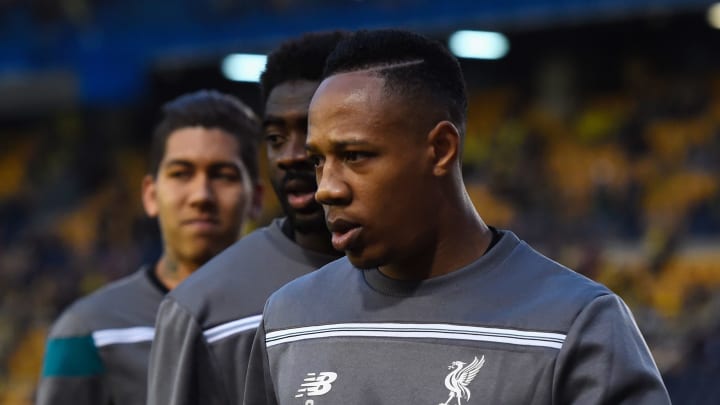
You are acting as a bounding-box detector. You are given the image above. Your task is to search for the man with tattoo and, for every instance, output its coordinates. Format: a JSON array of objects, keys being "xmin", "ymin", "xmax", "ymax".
[{"xmin": 37, "ymin": 90, "xmax": 262, "ymax": 405}]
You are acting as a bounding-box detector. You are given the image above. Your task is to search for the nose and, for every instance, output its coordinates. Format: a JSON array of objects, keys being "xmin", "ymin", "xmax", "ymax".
[
  {"xmin": 315, "ymin": 160, "xmax": 351, "ymax": 206},
  {"xmin": 276, "ymin": 132, "xmax": 312, "ymax": 171},
  {"xmin": 188, "ymin": 174, "xmax": 216, "ymax": 209}
]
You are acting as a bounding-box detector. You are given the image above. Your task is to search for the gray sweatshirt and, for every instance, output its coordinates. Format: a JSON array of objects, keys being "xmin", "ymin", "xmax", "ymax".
[
  {"xmin": 37, "ymin": 267, "xmax": 165, "ymax": 405},
  {"xmin": 244, "ymin": 230, "xmax": 671, "ymax": 405},
  {"xmin": 147, "ymin": 218, "xmax": 339, "ymax": 405}
]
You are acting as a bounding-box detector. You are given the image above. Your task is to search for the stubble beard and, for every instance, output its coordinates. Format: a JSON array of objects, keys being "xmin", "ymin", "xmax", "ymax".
[
  {"xmin": 285, "ymin": 201, "xmax": 327, "ymax": 235},
  {"xmin": 272, "ymin": 177, "xmax": 327, "ymax": 236}
]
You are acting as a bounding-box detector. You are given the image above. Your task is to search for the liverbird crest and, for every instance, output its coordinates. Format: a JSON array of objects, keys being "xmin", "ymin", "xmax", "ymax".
[{"xmin": 438, "ymin": 355, "xmax": 485, "ymax": 405}]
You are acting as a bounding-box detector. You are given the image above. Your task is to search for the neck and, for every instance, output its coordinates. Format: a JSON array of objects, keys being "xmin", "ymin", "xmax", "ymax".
[
  {"xmin": 154, "ymin": 254, "xmax": 197, "ymax": 290},
  {"xmin": 379, "ymin": 189, "xmax": 492, "ymax": 281}
]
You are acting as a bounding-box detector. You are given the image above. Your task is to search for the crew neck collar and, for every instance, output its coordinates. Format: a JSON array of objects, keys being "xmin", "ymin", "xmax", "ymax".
[{"xmin": 362, "ymin": 230, "xmax": 519, "ymax": 297}]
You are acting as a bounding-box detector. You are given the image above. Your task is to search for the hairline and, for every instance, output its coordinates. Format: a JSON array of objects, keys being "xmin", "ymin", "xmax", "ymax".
[{"xmin": 324, "ymin": 59, "xmax": 458, "ymax": 131}]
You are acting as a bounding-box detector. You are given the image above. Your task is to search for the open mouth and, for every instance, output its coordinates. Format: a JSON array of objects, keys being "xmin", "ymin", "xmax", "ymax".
[
  {"xmin": 327, "ymin": 218, "xmax": 362, "ymax": 251},
  {"xmin": 286, "ymin": 190, "xmax": 316, "ymax": 210},
  {"xmin": 284, "ymin": 178, "xmax": 317, "ymax": 211}
]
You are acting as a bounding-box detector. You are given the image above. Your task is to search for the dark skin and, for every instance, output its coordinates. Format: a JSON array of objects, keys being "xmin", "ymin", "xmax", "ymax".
[
  {"xmin": 264, "ymin": 80, "xmax": 338, "ymax": 256},
  {"xmin": 307, "ymin": 71, "xmax": 492, "ymax": 280}
]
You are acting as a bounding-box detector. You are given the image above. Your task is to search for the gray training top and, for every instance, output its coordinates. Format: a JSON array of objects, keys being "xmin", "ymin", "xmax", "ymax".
[
  {"xmin": 147, "ymin": 218, "xmax": 340, "ymax": 405},
  {"xmin": 37, "ymin": 266, "xmax": 166, "ymax": 405},
  {"xmin": 244, "ymin": 230, "xmax": 671, "ymax": 405}
]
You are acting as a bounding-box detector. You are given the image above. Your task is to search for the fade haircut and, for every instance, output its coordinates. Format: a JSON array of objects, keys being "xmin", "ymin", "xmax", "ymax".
[
  {"xmin": 323, "ymin": 29, "xmax": 468, "ymax": 138},
  {"xmin": 149, "ymin": 89, "xmax": 261, "ymax": 181},
  {"xmin": 260, "ymin": 31, "xmax": 348, "ymax": 103}
]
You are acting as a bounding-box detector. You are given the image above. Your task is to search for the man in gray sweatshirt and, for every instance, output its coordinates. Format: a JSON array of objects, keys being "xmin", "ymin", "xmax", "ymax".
[
  {"xmin": 37, "ymin": 90, "xmax": 262, "ymax": 405},
  {"xmin": 147, "ymin": 32, "xmax": 345, "ymax": 405},
  {"xmin": 243, "ymin": 29, "xmax": 671, "ymax": 405}
]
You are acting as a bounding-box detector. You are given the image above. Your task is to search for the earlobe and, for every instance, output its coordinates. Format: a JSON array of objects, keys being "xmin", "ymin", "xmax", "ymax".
[
  {"xmin": 428, "ymin": 121, "xmax": 460, "ymax": 176},
  {"xmin": 141, "ymin": 175, "xmax": 159, "ymax": 217}
]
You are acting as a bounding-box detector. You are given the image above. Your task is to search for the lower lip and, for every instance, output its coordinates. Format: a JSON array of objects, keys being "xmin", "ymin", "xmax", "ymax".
[
  {"xmin": 184, "ymin": 221, "xmax": 218, "ymax": 232},
  {"xmin": 287, "ymin": 192, "xmax": 316, "ymax": 210},
  {"xmin": 331, "ymin": 227, "xmax": 362, "ymax": 251}
]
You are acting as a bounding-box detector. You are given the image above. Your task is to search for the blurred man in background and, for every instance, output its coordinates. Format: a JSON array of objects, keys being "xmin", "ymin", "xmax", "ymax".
[
  {"xmin": 243, "ymin": 29, "xmax": 671, "ymax": 405},
  {"xmin": 37, "ymin": 89, "xmax": 262, "ymax": 405},
  {"xmin": 147, "ymin": 31, "xmax": 345, "ymax": 405}
]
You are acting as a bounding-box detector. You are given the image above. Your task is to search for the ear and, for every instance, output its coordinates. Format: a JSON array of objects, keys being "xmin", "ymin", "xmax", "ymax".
[
  {"xmin": 141, "ymin": 175, "xmax": 159, "ymax": 218},
  {"xmin": 240, "ymin": 183, "xmax": 265, "ymax": 236},
  {"xmin": 427, "ymin": 120, "xmax": 461, "ymax": 177}
]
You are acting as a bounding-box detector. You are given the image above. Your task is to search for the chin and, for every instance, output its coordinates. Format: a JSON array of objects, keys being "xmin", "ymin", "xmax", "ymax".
[
  {"xmin": 191, "ymin": 253, "xmax": 216, "ymax": 268},
  {"xmin": 346, "ymin": 252, "xmax": 383, "ymax": 270},
  {"xmin": 290, "ymin": 211, "xmax": 327, "ymax": 234}
]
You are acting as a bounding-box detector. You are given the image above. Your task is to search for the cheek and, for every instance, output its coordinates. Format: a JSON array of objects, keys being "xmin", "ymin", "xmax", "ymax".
[
  {"xmin": 266, "ymin": 165, "xmax": 284, "ymax": 185},
  {"xmin": 154, "ymin": 185, "xmax": 182, "ymax": 214},
  {"xmin": 266, "ymin": 149, "xmax": 284, "ymax": 170},
  {"xmin": 153, "ymin": 193, "xmax": 182, "ymax": 240},
  {"xmin": 218, "ymin": 188, "xmax": 250, "ymax": 216},
  {"xmin": 357, "ymin": 174, "xmax": 406, "ymax": 216},
  {"xmin": 367, "ymin": 171, "xmax": 427, "ymax": 222}
]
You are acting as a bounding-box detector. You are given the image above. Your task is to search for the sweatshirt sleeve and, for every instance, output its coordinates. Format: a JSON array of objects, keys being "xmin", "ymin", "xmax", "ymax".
[
  {"xmin": 553, "ymin": 293, "xmax": 671, "ymax": 404},
  {"xmin": 243, "ymin": 318, "xmax": 279, "ymax": 405},
  {"xmin": 147, "ymin": 296, "xmax": 228, "ymax": 405},
  {"xmin": 37, "ymin": 313, "xmax": 108, "ymax": 405}
]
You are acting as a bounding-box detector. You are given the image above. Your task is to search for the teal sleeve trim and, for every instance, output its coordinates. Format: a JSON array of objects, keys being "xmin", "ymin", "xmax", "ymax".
[{"xmin": 42, "ymin": 335, "xmax": 104, "ymax": 377}]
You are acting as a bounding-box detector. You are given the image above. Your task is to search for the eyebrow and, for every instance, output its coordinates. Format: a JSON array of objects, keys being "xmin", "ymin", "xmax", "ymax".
[
  {"xmin": 163, "ymin": 159, "xmax": 193, "ymax": 168},
  {"xmin": 162, "ymin": 159, "xmax": 241, "ymax": 170},
  {"xmin": 305, "ymin": 139, "xmax": 373, "ymax": 153},
  {"xmin": 262, "ymin": 117, "xmax": 286, "ymax": 128}
]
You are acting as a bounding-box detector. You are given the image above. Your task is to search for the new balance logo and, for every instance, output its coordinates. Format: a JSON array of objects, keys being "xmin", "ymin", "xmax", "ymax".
[{"xmin": 295, "ymin": 372, "xmax": 338, "ymax": 398}]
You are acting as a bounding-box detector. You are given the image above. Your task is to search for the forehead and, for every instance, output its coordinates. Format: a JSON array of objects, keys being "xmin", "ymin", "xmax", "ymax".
[
  {"xmin": 162, "ymin": 127, "xmax": 240, "ymax": 163},
  {"xmin": 309, "ymin": 71, "xmax": 386, "ymax": 123},
  {"xmin": 311, "ymin": 71, "xmax": 385, "ymax": 111},
  {"xmin": 264, "ymin": 80, "xmax": 319, "ymax": 122},
  {"xmin": 308, "ymin": 71, "xmax": 398, "ymax": 143}
]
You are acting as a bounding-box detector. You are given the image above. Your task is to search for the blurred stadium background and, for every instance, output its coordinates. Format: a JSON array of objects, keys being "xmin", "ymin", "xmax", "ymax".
[{"xmin": 1, "ymin": 0, "xmax": 719, "ymax": 403}]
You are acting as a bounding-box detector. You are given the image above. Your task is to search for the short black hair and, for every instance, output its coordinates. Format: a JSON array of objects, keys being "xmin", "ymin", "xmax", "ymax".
[
  {"xmin": 323, "ymin": 29, "xmax": 467, "ymax": 137},
  {"xmin": 149, "ymin": 89, "xmax": 260, "ymax": 181},
  {"xmin": 260, "ymin": 31, "xmax": 348, "ymax": 104}
]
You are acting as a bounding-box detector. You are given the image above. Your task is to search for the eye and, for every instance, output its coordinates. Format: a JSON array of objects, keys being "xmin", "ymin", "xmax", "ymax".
[
  {"xmin": 265, "ymin": 133, "xmax": 285, "ymax": 148},
  {"xmin": 168, "ymin": 170, "xmax": 191, "ymax": 179},
  {"xmin": 308, "ymin": 154, "xmax": 324, "ymax": 168},
  {"xmin": 214, "ymin": 170, "xmax": 241, "ymax": 182},
  {"xmin": 205, "ymin": 164, "xmax": 242, "ymax": 182},
  {"xmin": 342, "ymin": 151, "xmax": 371, "ymax": 163}
]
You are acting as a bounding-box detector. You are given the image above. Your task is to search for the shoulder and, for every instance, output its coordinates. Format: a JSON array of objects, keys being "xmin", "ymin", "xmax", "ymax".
[
  {"xmin": 263, "ymin": 257, "xmax": 355, "ymax": 315},
  {"xmin": 49, "ymin": 271, "xmax": 148, "ymax": 337},
  {"xmin": 495, "ymin": 231, "xmax": 610, "ymax": 298},
  {"xmin": 193, "ymin": 225, "xmax": 279, "ymax": 276},
  {"xmin": 460, "ymin": 230, "xmax": 614, "ymax": 331},
  {"xmin": 166, "ymin": 221, "xmax": 339, "ymax": 327},
  {"xmin": 169, "ymin": 226, "xmax": 277, "ymax": 299},
  {"xmin": 516, "ymin": 241, "xmax": 611, "ymax": 300},
  {"xmin": 497, "ymin": 234, "xmax": 614, "ymax": 327}
]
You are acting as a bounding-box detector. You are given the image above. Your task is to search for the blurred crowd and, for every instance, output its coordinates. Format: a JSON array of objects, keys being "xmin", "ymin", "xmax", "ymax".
[
  {"xmin": 0, "ymin": 109, "xmax": 161, "ymax": 402},
  {"xmin": 1, "ymin": 46, "xmax": 720, "ymax": 405},
  {"xmin": 460, "ymin": 54, "xmax": 720, "ymax": 401}
]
